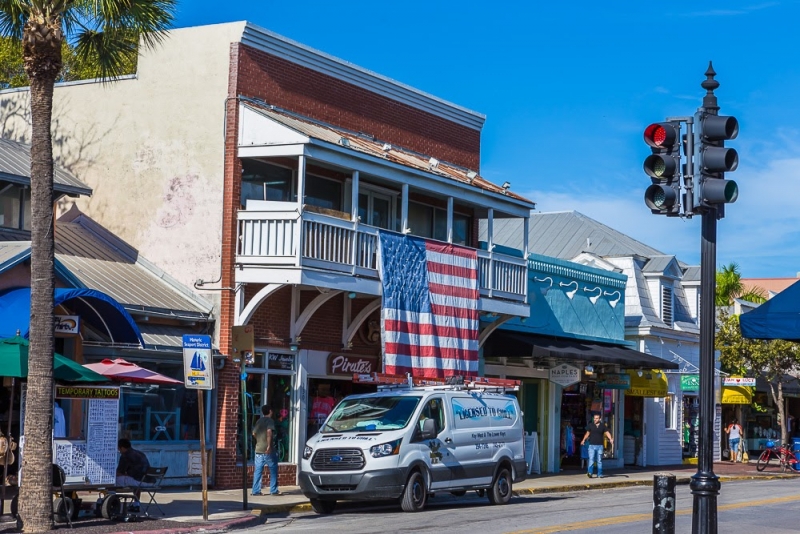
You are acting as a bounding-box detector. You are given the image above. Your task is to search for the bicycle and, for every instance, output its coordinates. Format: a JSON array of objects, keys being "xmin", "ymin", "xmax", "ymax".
[{"xmin": 756, "ymin": 440, "xmax": 799, "ymax": 472}]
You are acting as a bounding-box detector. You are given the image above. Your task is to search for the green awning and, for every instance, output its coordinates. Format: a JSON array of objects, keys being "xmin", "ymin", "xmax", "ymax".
[{"xmin": 0, "ymin": 335, "xmax": 109, "ymax": 383}]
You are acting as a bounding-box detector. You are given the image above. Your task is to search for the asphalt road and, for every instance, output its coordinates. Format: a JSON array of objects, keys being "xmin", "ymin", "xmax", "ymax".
[{"xmin": 251, "ymin": 479, "xmax": 800, "ymax": 533}]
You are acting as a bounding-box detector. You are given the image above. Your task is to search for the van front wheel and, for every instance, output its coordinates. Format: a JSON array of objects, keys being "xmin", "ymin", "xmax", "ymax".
[
  {"xmin": 401, "ymin": 471, "xmax": 427, "ymax": 512},
  {"xmin": 487, "ymin": 467, "xmax": 512, "ymax": 505},
  {"xmin": 310, "ymin": 499, "xmax": 336, "ymax": 514}
]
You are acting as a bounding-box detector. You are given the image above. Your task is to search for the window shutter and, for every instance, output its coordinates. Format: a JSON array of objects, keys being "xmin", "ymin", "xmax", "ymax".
[{"xmin": 662, "ymin": 286, "xmax": 673, "ymax": 327}]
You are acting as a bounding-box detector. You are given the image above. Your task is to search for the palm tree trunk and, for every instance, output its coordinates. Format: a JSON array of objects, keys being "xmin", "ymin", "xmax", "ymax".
[{"xmin": 18, "ymin": 18, "xmax": 62, "ymax": 533}]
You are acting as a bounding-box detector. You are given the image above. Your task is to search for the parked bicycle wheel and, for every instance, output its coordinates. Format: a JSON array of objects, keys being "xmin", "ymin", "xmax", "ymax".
[
  {"xmin": 781, "ymin": 450, "xmax": 798, "ymax": 473},
  {"xmin": 756, "ymin": 449, "xmax": 772, "ymax": 471}
]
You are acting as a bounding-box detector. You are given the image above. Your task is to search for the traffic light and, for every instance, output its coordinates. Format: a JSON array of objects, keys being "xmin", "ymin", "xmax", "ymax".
[
  {"xmin": 643, "ymin": 122, "xmax": 682, "ymax": 215},
  {"xmin": 694, "ymin": 113, "xmax": 739, "ymax": 211}
]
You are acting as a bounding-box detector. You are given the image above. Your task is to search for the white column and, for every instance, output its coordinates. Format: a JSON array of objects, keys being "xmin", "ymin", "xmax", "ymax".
[
  {"xmin": 487, "ymin": 208, "xmax": 494, "ymax": 251},
  {"xmin": 351, "ymin": 170, "xmax": 359, "ymax": 222},
  {"xmin": 401, "ymin": 183, "xmax": 409, "ymax": 233},
  {"xmin": 523, "ymin": 216, "xmax": 530, "ymax": 258},
  {"xmin": 297, "ymin": 155, "xmax": 306, "ymax": 207},
  {"xmin": 447, "ymin": 197, "xmax": 454, "ymax": 243}
]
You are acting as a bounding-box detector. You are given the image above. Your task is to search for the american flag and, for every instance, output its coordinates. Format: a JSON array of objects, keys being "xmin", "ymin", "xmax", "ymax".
[{"xmin": 378, "ymin": 232, "xmax": 479, "ymax": 378}]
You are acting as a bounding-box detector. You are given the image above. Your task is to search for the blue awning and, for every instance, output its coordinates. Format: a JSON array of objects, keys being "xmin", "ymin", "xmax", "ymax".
[
  {"xmin": 0, "ymin": 287, "xmax": 144, "ymax": 346},
  {"xmin": 740, "ymin": 280, "xmax": 800, "ymax": 341}
]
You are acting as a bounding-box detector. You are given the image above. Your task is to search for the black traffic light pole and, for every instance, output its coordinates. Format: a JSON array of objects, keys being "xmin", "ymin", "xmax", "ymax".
[{"xmin": 690, "ymin": 64, "xmax": 722, "ymax": 534}]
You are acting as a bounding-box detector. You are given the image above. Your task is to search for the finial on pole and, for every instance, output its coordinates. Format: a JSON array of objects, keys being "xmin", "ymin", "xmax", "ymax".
[{"xmin": 701, "ymin": 61, "xmax": 719, "ymax": 111}]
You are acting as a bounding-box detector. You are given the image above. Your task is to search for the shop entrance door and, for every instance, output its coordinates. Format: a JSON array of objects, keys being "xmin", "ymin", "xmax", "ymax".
[
  {"xmin": 522, "ymin": 381, "xmax": 539, "ymax": 434},
  {"xmin": 624, "ymin": 396, "xmax": 645, "ymax": 466}
]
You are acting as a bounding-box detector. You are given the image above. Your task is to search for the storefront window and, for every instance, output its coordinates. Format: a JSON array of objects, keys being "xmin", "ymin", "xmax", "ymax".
[
  {"xmin": 560, "ymin": 381, "xmax": 618, "ymax": 469},
  {"xmin": 664, "ymin": 394, "xmax": 676, "ymax": 430},
  {"xmin": 683, "ymin": 395, "xmax": 700, "ymax": 458},
  {"xmin": 239, "ymin": 351, "xmax": 296, "ymax": 463},
  {"xmin": 109, "ymin": 361, "xmax": 205, "ymax": 443}
]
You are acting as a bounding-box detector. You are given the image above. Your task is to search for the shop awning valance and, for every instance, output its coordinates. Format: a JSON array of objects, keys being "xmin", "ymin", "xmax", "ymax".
[
  {"xmin": 486, "ymin": 332, "xmax": 679, "ymax": 370},
  {"xmin": 0, "ymin": 287, "xmax": 143, "ymax": 346},
  {"xmin": 626, "ymin": 370, "xmax": 668, "ymax": 397},
  {"xmin": 721, "ymin": 385, "xmax": 752, "ymax": 404}
]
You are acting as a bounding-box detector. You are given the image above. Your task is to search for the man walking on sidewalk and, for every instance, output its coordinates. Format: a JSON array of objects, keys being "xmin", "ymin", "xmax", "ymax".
[
  {"xmin": 581, "ymin": 413, "xmax": 614, "ymax": 478},
  {"xmin": 252, "ymin": 405, "xmax": 283, "ymax": 496}
]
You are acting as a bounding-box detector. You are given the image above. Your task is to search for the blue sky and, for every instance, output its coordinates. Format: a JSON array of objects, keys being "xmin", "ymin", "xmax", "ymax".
[{"xmin": 177, "ymin": 1, "xmax": 800, "ymax": 279}]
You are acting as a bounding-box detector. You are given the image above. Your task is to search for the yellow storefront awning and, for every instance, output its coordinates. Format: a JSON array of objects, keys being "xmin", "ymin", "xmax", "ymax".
[
  {"xmin": 721, "ymin": 385, "xmax": 752, "ymax": 404},
  {"xmin": 626, "ymin": 370, "xmax": 668, "ymax": 397}
]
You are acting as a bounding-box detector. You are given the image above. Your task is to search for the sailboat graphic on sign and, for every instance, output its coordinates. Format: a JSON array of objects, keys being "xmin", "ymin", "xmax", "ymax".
[
  {"xmin": 190, "ymin": 351, "xmax": 206, "ymax": 371},
  {"xmin": 188, "ymin": 351, "xmax": 207, "ymax": 384}
]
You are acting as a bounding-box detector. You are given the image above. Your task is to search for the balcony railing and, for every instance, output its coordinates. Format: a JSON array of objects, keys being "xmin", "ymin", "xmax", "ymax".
[{"xmin": 237, "ymin": 209, "xmax": 527, "ymax": 302}]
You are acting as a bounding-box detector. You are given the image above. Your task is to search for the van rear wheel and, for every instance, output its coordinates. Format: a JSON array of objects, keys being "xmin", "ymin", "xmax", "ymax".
[
  {"xmin": 310, "ymin": 499, "xmax": 336, "ymax": 514},
  {"xmin": 487, "ymin": 467, "xmax": 512, "ymax": 505},
  {"xmin": 401, "ymin": 471, "xmax": 427, "ymax": 512}
]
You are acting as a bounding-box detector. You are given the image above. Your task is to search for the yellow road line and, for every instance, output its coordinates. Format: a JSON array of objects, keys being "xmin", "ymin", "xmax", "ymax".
[{"xmin": 509, "ymin": 493, "xmax": 800, "ymax": 533}]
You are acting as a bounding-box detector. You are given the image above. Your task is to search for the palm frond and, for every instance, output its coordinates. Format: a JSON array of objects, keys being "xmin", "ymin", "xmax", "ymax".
[
  {"xmin": 75, "ymin": 0, "xmax": 176, "ymax": 47},
  {"xmin": 0, "ymin": 0, "xmax": 30, "ymax": 40},
  {"xmin": 72, "ymin": 26, "xmax": 136, "ymax": 80}
]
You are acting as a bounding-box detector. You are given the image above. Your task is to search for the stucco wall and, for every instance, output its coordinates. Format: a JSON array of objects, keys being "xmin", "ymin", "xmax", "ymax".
[{"xmin": 0, "ymin": 23, "xmax": 247, "ymax": 317}]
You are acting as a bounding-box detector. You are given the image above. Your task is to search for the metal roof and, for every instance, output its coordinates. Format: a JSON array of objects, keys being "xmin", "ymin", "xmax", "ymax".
[
  {"xmin": 137, "ymin": 322, "xmax": 205, "ymax": 349},
  {"xmin": 241, "ymin": 102, "xmax": 535, "ymax": 206},
  {"xmin": 642, "ymin": 255, "xmax": 677, "ymax": 274},
  {"xmin": 0, "ymin": 137, "xmax": 92, "ymax": 196},
  {"xmin": 54, "ymin": 218, "xmax": 213, "ymax": 317},
  {"xmin": 0, "ymin": 241, "xmax": 30, "ymax": 270}
]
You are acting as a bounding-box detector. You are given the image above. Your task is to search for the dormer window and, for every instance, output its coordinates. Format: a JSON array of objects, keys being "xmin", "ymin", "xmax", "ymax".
[
  {"xmin": 0, "ymin": 184, "xmax": 31, "ymax": 231},
  {"xmin": 662, "ymin": 285, "xmax": 674, "ymax": 327}
]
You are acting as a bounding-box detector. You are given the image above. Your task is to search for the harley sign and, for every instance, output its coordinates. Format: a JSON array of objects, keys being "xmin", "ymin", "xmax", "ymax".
[{"xmin": 549, "ymin": 363, "xmax": 581, "ymax": 387}]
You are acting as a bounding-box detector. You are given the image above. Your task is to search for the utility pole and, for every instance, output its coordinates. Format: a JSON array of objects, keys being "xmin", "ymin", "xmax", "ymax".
[{"xmin": 642, "ymin": 63, "xmax": 739, "ymax": 534}]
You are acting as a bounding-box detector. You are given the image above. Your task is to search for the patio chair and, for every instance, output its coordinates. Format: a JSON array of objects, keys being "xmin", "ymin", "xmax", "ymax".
[
  {"xmin": 52, "ymin": 463, "xmax": 73, "ymax": 527},
  {"xmin": 138, "ymin": 466, "xmax": 168, "ymax": 516}
]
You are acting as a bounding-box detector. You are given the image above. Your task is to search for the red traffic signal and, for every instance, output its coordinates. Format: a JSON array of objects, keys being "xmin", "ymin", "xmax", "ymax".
[{"xmin": 644, "ymin": 123, "xmax": 678, "ymax": 149}]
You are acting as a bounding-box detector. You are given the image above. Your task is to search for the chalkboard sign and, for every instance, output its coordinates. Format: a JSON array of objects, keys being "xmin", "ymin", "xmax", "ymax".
[{"xmin": 525, "ymin": 431, "xmax": 541, "ymax": 475}]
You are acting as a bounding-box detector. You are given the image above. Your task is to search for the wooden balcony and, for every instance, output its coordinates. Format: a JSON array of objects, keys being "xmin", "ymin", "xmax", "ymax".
[{"xmin": 236, "ymin": 208, "xmax": 529, "ymax": 316}]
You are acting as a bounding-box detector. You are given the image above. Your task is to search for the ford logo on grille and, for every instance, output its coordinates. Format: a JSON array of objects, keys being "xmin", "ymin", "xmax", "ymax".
[{"xmin": 331, "ymin": 455, "xmax": 343, "ymax": 462}]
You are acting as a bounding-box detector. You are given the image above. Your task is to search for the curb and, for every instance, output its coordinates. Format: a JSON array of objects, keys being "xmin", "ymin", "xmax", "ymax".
[
  {"xmin": 512, "ymin": 473, "xmax": 798, "ymax": 496},
  {"xmin": 245, "ymin": 473, "xmax": 800, "ymax": 515},
  {"xmin": 108, "ymin": 514, "xmax": 261, "ymax": 534}
]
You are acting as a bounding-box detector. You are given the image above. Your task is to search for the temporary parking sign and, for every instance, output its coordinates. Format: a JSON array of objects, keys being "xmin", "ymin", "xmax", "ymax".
[{"xmin": 183, "ymin": 335, "xmax": 214, "ymax": 390}]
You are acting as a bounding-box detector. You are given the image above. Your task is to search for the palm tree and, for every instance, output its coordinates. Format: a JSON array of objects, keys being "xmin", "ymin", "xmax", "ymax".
[
  {"xmin": 715, "ymin": 262, "xmax": 767, "ymax": 307},
  {"xmin": 0, "ymin": 2, "xmax": 175, "ymax": 531}
]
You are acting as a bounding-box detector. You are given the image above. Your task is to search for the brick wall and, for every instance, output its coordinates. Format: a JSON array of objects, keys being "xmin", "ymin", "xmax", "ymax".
[
  {"xmin": 216, "ymin": 39, "xmax": 471, "ymax": 488},
  {"xmin": 236, "ymin": 43, "xmax": 481, "ymax": 171}
]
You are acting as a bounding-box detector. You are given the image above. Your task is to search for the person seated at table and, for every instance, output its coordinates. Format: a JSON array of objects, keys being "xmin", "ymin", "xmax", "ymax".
[{"xmin": 116, "ymin": 438, "xmax": 150, "ymax": 511}]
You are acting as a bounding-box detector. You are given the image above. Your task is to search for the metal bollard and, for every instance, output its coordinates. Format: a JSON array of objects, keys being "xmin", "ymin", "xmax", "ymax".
[{"xmin": 653, "ymin": 473, "xmax": 676, "ymax": 534}]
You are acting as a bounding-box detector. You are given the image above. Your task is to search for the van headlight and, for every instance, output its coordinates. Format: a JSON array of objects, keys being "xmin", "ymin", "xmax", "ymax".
[
  {"xmin": 370, "ymin": 439, "xmax": 401, "ymax": 458},
  {"xmin": 303, "ymin": 446, "xmax": 313, "ymax": 460}
]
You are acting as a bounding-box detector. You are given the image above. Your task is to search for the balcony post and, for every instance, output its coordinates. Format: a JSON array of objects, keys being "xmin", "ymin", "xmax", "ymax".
[
  {"xmin": 487, "ymin": 208, "xmax": 494, "ymax": 297},
  {"xmin": 351, "ymin": 170, "xmax": 359, "ymax": 273},
  {"xmin": 447, "ymin": 197, "xmax": 454, "ymax": 243},
  {"xmin": 401, "ymin": 183, "xmax": 409, "ymax": 233},
  {"xmin": 523, "ymin": 216, "xmax": 530, "ymax": 303},
  {"xmin": 296, "ymin": 155, "xmax": 306, "ymax": 266}
]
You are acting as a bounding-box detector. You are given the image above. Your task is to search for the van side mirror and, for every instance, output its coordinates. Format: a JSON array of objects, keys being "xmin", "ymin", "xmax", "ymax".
[{"xmin": 417, "ymin": 418, "xmax": 437, "ymax": 440}]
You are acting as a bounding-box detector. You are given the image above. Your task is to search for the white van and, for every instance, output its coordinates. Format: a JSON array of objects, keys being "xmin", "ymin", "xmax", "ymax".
[{"xmin": 299, "ymin": 376, "xmax": 527, "ymax": 514}]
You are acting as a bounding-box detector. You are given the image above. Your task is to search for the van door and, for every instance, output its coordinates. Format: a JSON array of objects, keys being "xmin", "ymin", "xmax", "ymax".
[
  {"xmin": 449, "ymin": 394, "xmax": 493, "ymax": 487},
  {"xmin": 412, "ymin": 396, "xmax": 457, "ymax": 490}
]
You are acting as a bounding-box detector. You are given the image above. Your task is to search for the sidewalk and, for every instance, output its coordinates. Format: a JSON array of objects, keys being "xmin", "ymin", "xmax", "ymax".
[{"xmin": 3, "ymin": 461, "xmax": 792, "ymax": 534}]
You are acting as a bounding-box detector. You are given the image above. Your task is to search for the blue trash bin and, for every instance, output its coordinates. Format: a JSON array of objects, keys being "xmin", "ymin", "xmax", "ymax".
[{"xmin": 792, "ymin": 438, "xmax": 800, "ymax": 471}]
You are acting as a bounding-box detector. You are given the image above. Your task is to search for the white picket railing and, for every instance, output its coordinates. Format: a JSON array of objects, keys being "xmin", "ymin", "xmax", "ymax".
[{"xmin": 237, "ymin": 210, "xmax": 526, "ymax": 301}]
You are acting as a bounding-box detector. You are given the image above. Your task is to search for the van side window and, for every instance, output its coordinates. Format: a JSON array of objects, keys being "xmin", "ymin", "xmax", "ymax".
[{"xmin": 418, "ymin": 397, "xmax": 445, "ymax": 436}]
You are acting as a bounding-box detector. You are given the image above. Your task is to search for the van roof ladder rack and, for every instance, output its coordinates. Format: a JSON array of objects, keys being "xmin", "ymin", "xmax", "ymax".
[{"xmin": 353, "ymin": 373, "xmax": 521, "ymax": 392}]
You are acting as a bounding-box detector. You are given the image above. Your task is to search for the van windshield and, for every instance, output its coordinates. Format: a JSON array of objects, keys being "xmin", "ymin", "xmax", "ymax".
[{"xmin": 322, "ymin": 396, "xmax": 421, "ymax": 433}]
